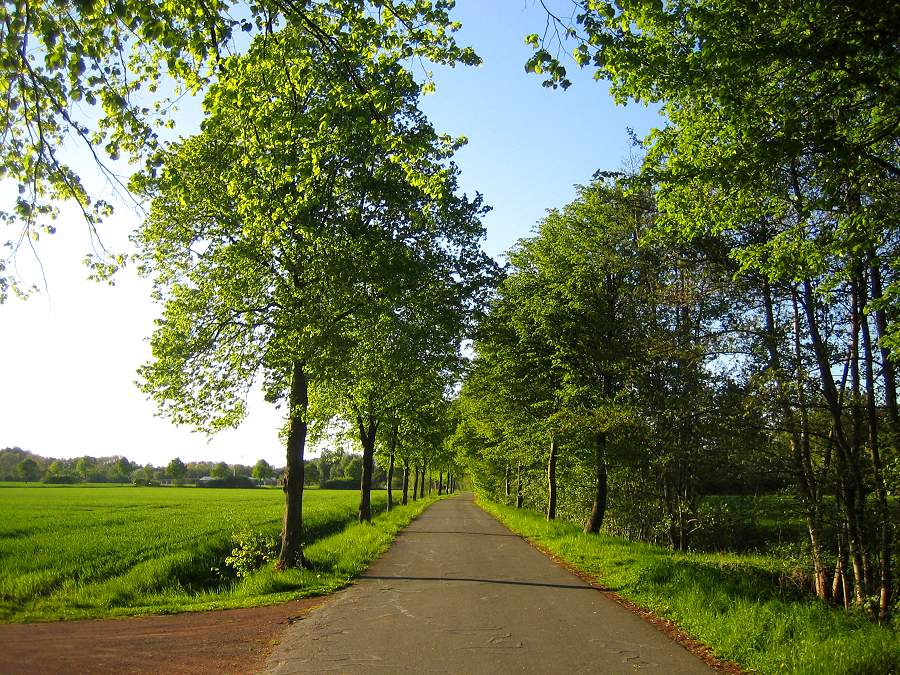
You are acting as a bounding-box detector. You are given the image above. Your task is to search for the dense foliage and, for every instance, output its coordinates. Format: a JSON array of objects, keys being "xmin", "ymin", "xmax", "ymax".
[
  {"xmin": 127, "ymin": 2, "xmax": 491, "ymax": 567},
  {"xmin": 456, "ymin": 0, "xmax": 900, "ymax": 623},
  {"xmin": 0, "ymin": 0, "xmax": 478, "ymax": 300}
]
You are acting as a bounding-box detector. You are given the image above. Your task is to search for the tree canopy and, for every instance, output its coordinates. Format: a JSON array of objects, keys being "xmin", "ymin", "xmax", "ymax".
[
  {"xmin": 0, "ymin": 0, "xmax": 479, "ymax": 300},
  {"xmin": 134, "ymin": 18, "xmax": 492, "ymax": 565}
]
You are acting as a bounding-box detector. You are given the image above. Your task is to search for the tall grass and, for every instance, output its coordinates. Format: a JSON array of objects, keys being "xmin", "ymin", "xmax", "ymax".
[
  {"xmin": 480, "ymin": 499, "xmax": 900, "ymax": 675},
  {"xmin": 0, "ymin": 485, "xmax": 437, "ymax": 622}
]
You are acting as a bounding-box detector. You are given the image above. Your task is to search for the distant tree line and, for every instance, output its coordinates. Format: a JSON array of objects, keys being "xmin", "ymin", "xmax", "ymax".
[
  {"xmin": 0, "ymin": 447, "xmax": 291, "ymax": 486},
  {"xmin": 0, "ymin": 446, "xmax": 452, "ymax": 491}
]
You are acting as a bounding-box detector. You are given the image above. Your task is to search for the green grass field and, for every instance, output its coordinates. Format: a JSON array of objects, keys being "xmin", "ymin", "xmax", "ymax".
[
  {"xmin": 0, "ymin": 484, "xmax": 436, "ymax": 622},
  {"xmin": 481, "ymin": 499, "xmax": 900, "ymax": 675}
]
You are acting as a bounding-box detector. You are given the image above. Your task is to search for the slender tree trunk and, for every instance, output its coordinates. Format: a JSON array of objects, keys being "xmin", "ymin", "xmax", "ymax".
[
  {"xmin": 386, "ymin": 421, "xmax": 398, "ymax": 512},
  {"xmin": 803, "ymin": 279, "xmax": 867, "ymax": 604},
  {"xmin": 833, "ymin": 528, "xmax": 851, "ymax": 609},
  {"xmin": 438, "ymin": 472, "xmax": 443, "ymax": 495},
  {"xmin": 357, "ymin": 414, "xmax": 378, "ymax": 522},
  {"xmin": 412, "ymin": 466, "xmax": 419, "ymax": 501},
  {"xmin": 850, "ymin": 278, "xmax": 873, "ymax": 597},
  {"xmin": 547, "ymin": 432, "xmax": 558, "ymax": 520},
  {"xmin": 761, "ymin": 282, "xmax": 829, "ymax": 598},
  {"xmin": 401, "ymin": 461, "xmax": 409, "ymax": 505},
  {"xmin": 859, "ymin": 271, "xmax": 893, "ymax": 621},
  {"xmin": 420, "ymin": 463, "xmax": 427, "ymax": 498},
  {"xmin": 516, "ymin": 463, "xmax": 523, "ymax": 508},
  {"xmin": 584, "ymin": 432, "xmax": 608, "ymax": 534},
  {"xmin": 504, "ymin": 465, "xmax": 511, "ymax": 501},
  {"xmin": 278, "ymin": 360, "xmax": 308, "ymax": 569},
  {"xmin": 790, "ymin": 289, "xmax": 830, "ymax": 597},
  {"xmin": 869, "ymin": 258, "xmax": 900, "ymax": 446},
  {"xmin": 663, "ymin": 470, "xmax": 677, "ymax": 549}
]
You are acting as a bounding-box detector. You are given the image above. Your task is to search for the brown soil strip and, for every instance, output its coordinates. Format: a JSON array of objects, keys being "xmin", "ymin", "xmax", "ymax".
[{"xmin": 0, "ymin": 597, "xmax": 324, "ymax": 675}]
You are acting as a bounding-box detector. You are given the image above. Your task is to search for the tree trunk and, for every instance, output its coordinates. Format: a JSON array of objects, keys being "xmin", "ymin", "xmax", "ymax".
[
  {"xmin": 859, "ymin": 271, "xmax": 893, "ymax": 621},
  {"xmin": 386, "ymin": 422, "xmax": 397, "ymax": 512},
  {"xmin": 420, "ymin": 463, "xmax": 427, "ymax": 498},
  {"xmin": 356, "ymin": 414, "xmax": 378, "ymax": 522},
  {"xmin": 438, "ymin": 472, "xmax": 443, "ymax": 495},
  {"xmin": 833, "ymin": 529, "xmax": 851, "ymax": 609},
  {"xmin": 547, "ymin": 432, "xmax": 558, "ymax": 521},
  {"xmin": 412, "ymin": 466, "xmax": 419, "ymax": 501},
  {"xmin": 515, "ymin": 463, "xmax": 523, "ymax": 508},
  {"xmin": 803, "ymin": 279, "xmax": 867, "ymax": 604},
  {"xmin": 790, "ymin": 289, "xmax": 829, "ymax": 598},
  {"xmin": 584, "ymin": 432, "xmax": 608, "ymax": 534},
  {"xmin": 401, "ymin": 461, "xmax": 409, "ymax": 505},
  {"xmin": 760, "ymin": 282, "xmax": 829, "ymax": 598},
  {"xmin": 278, "ymin": 360, "xmax": 308, "ymax": 569},
  {"xmin": 869, "ymin": 258, "xmax": 900, "ymax": 449},
  {"xmin": 504, "ymin": 465, "xmax": 511, "ymax": 501}
]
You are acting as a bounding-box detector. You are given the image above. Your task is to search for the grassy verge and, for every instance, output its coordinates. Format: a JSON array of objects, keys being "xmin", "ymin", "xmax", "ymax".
[
  {"xmin": 233, "ymin": 494, "xmax": 445, "ymax": 608},
  {"xmin": 479, "ymin": 498, "xmax": 900, "ymax": 675},
  {"xmin": 1, "ymin": 484, "xmax": 443, "ymax": 622}
]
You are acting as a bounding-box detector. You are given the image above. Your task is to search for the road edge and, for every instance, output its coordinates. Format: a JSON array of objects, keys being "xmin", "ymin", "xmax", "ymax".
[{"xmin": 473, "ymin": 497, "xmax": 746, "ymax": 675}]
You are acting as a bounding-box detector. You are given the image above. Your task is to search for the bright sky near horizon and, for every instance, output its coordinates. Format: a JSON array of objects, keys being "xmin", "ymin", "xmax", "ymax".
[{"xmin": 0, "ymin": 0, "xmax": 661, "ymax": 468}]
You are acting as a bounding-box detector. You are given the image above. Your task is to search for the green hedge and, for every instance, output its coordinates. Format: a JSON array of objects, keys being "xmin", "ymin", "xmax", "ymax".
[
  {"xmin": 42, "ymin": 475, "xmax": 81, "ymax": 484},
  {"xmin": 320, "ymin": 478, "xmax": 358, "ymax": 490},
  {"xmin": 196, "ymin": 476, "xmax": 257, "ymax": 488}
]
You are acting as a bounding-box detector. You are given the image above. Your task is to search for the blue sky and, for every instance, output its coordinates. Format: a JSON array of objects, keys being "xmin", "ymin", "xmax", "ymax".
[
  {"xmin": 420, "ymin": 0, "xmax": 661, "ymax": 258},
  {"xmin": 0, "ymin": 1, "xmax": 662, "ymax": 467}
]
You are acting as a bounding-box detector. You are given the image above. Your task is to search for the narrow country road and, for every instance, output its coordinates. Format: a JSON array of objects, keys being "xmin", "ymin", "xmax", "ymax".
[{"xmin": 266, "ymin": 494, "xmax": 714, "ymax": 674}]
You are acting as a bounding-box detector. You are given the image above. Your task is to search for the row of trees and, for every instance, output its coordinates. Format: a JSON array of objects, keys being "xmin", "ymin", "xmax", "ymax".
[
  {"xmin": 1, "ymin": 445, "xmax": 463, "ymax": 496},
  {"xmin": 128, "ymin": 8, "xmax": 490, "ymax": 568},
  {"xmin": 14, "ymin": 0, "xmax": 894, "ymax": 624},
  {"xmin": 455, "ymin": 0, "xmax": 899, "ymax": 622},
  {"xmin": 455, "ymin": 165, "xmax": 898, "ymax": 618},
  {"xmin": 1, "ymin": 448, "xmax": 141, "ymax": 483},
  {"xmin": 0, "ymin": 447, "xmax": 281, "ymax": 484}
]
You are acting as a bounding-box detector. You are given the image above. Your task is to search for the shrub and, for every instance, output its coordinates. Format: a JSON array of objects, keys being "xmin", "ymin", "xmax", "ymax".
[
  {"xmin": 320, "ymin": 477, "xmax": 358, "ymax": 490},
  {"xmin": 224, "ymin": 531, "xmax": 278, "ymax": 578},
  {"xmin": 196, "ymin": 476, "xmax": 256, "ymax": 488},
  {"xmin": 42, "ymin": 475, "xmax": 80, "ymax": 484}
]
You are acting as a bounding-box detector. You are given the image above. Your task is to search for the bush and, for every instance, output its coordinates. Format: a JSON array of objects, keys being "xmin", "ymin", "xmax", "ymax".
[
  {"xmin": 196, "ymin": 476, "xmax": 256, "ymax": 488},
  {"xmin": 320, "ymin": 477, "xmax": 358, "ymax": 490},
  {"xmin": 42, "ymin": 475, "xmax": 80, "ymax": 484},
  {"xmin": 224, "ymin": 531, "xmax": 278, "ymax": 578}
]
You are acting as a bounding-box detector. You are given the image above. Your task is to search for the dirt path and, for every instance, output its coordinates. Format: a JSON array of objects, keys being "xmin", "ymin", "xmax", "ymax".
[
  {"xmin": 266, "ymin": 493, "xmax": 716, "ymax": 674},
  {"xmin": 0, "ymin": 598, "xmax": 322, "ymax": 675}
]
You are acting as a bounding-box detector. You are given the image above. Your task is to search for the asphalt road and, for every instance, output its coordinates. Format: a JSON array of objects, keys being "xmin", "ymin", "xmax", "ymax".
[{"xmin": 265, "ymin": 493, "xmax": 714, "ymax": 674}]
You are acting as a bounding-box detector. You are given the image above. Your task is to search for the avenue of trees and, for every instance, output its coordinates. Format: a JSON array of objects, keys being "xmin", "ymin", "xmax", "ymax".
[
  {"xmin": 3, "ymin": 0, "xmax": 898, "ymax": 624},
  {"xmin": 126, "ymin": 9, "xmax": 491, "ymax": 567},
  {"xmin": 3, "ymin": 2, "xmax": 476, "ymax": 573},
  {"xmin": 453, "ymin": 0, "xmax": 900, "ymax": 622}
]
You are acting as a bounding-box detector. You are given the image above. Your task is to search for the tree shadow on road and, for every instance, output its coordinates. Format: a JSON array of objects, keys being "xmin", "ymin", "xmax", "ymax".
[{"xmin": 359, "ymin": 574, "xmax": 593, "ymax": 590}]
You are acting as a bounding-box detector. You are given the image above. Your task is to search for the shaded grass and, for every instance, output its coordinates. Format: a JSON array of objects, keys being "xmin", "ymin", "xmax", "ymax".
[
  {"xmin": 480, "ymin": 499, "xmax": 900, "ymax": 675},
  {"xmin": 1, "ymin": 485, "xmax": 439, "ymax": 622}
]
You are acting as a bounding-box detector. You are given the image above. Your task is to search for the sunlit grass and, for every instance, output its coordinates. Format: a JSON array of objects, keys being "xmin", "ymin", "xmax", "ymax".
[
  {"xmin": 0, "ymin": 484, "xmax": 439, "ymax": 622},
  {"xmin": 480, "ymin": 499, "xmax": 900, "ymax": 675}
]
